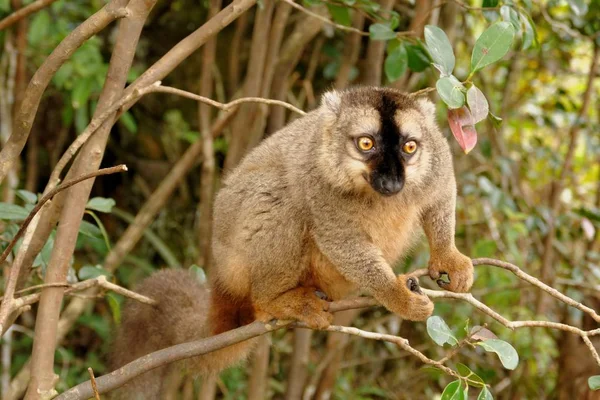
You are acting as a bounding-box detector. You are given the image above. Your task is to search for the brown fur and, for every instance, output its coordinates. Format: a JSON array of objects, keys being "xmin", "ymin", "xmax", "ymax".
[
  {"xmin": 110, "ymin": 87, "xmax": 473, "ymax": 398},
  {"xmin": 108, "ymin": 270, "xmax": 257, "ymax": 399}
]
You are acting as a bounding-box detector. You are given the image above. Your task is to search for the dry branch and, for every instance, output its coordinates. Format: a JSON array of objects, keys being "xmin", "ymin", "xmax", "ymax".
[
  {"xmin": 0, "ymin": 0, "xmax": 60, "ymax": 31},
  {"xmin": 150, "ymin": 85, "xmax": 306, "ymax": 116},
  {"xmin": 87, "ymin": 368, "xmax": 100, "ymax": 400},
  {"xmin": 0, "ymin": 165, "xmax": 128, "ymax": 335},
  {"xmin": 0, "ymin": 0, "xmax": 129, "ymax": 185},
  {"xmin": 1, "ymin": 275, "xmax": 156, "ymax": 316},
  {"xmin": 0, "ymin": 165, "xmax": 128, "ymax": 266},
  {"xmin": 25, "ymin": 2, "xmax": 155, "ymax": 397},
  {"xmin": 56, "ymin": 257, "xmax": 600, "ymax": 399}
]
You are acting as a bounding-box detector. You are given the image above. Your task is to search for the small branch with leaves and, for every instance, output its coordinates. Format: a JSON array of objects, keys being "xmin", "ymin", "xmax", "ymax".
[
  {"xmin": 0, "ymin": 165, "xmax": 128, "ymax": 335},
  {"xmin": 55, "ymin": 257, "xmax": 600, "ymax": 399}
]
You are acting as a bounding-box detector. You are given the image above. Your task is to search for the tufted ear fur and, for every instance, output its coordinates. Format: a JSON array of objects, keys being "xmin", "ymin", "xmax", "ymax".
[
  {"xmin": 416, "ymin": 97, "xmax": 436, "ymax": 116},
  {"xmin": 320, "ymin": 90, "xmax": 342, "ymax": 115}
]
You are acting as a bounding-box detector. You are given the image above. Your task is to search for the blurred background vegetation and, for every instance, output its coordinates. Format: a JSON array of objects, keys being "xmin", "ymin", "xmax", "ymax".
[{"xmin": 0, "ymin": 0, "xmax": 599, "ymax": 398}]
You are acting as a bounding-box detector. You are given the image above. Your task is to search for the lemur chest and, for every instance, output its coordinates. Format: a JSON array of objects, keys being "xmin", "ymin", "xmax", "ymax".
[
  {"xmin": 304, "ymin": 242, "xmax": 357, "ymax": 301},
  {"xmin": 362, "ymin": 205, "xmax": 422, "ymax": 263}
]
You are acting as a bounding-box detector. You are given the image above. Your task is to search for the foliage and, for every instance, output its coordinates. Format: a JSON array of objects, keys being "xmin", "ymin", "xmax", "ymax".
[{"xmin": 0, "ymin": 0, "xmax": 599, "ymax": 398}]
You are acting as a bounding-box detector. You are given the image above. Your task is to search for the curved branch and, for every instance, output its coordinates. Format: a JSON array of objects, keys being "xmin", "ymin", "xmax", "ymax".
[
  {"xmin": 56, "ymin": 257, "xmax": 600, "ymax": 399},
  {"xmin": 0, "ymin": 0, "xmax": 60, "ymax": 31},
  {"xmin": 0, "ymin": 0, "xmax": 129, "ymax": 184}
]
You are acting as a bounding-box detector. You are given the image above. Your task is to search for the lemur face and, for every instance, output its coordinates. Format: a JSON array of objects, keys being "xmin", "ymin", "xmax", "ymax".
[{"xmin": 319, "ymin": 88, "xmax": 435, "ymax": 197}]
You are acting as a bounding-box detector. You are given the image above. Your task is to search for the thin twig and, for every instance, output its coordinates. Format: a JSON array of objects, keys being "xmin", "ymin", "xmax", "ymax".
[
  {"xmin": 88, "ymin": 368, "xmax": 101, "ymax": 400},
  {"xmin": 148, "ymin": 84, "xmax": 306, "ymax": 116},
  {"xmin": 3, "ymin": 275, "xmax": 156, "ymax": 313},
  {"xmin": 473, "ymin": 258, "xmax": 600, "ymax": 323},
  {"xmin": 56, "ymin": 255, "xmax": 600, "ymax": 399},
  {"xmin": 0, "ymin": 0, "xmax": 61, "ymax": 31},
  {"xmin": 280, "ymin": 0, "xmax": 414, "ymax": 38},
  {"xmin": 0, "ymin": 165, "xmax": 128, "ymax": 266}
]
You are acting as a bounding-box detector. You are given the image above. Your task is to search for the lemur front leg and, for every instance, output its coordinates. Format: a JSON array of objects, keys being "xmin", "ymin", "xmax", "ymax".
[{"xmin": 422, "ymin": 192, "xmax": 473, "ymax": 293}]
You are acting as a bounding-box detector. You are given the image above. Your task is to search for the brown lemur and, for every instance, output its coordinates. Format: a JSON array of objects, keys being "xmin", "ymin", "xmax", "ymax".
[{"xmin": 109, "ymin": 87, "xmax": 473, "ymax": 398}]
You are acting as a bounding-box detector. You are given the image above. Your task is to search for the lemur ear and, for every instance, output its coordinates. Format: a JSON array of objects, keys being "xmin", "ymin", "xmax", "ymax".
[
  {"xmin": 416, "ymin": 98, "xmax": 436, "ymax": 116},
  {"xmin": 320, "ymin": 90, "xmax": 342, "ymax": 115}
]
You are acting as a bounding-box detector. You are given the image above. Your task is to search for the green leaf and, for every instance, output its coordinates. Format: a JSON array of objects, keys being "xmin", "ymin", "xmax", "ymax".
[
  {"xmin": 190, "ymin": 264, "xmax": 207, "ymax": 284},
  {"xmin": 470, "ymin": 22, "xmax": 515, "ymax": 73},
  {"xmin": 33, "ymin": 234, "xmax": 54, "ymax": 269},
  {"xmin": 86, "ymin": 197, "xmax": 116, "ymax": 213},
  {"xmin": 482, "ymin": 0, "xmax": 498, "ymax": 6},
  {"xmin": 327, "ymin": 3, "xmax": 351, "ymax": 26},
  {"xmin": 478, "ymin": 387, "xmax": 494, "ymax": 400},
  {"xmin": 78, "ymin": 264, "xmax": 112, "ymax": 280},
  {"xmin": 28, "ymin": 10, "xmax": 50, "ymax": 46},
  {"xmin": 16, "ymin": 190, "xmax": 38, "ymax": 204},
  {"xmin": 0, "ymin": 0, "xmax": 10, "ymax": 12},
  {"xmin": 477, "ymin": 339, "xmax": 519, "ymax": 370},
  {"xmin": 119, "ymin": 111, "xmax": 138, "ymax": 133},
  {"xmin": 384, "ymin": 44, "xmax": 408, "ymax": 82},
  {"xmin": 436, "ymin": 76, "xmax": 465, "ymax": 109},
  {"xmin": 589, "ymin": 375, "xmax": 600, "ymax": 390},
  {"xmin": 426, "ymin": 316, "xmax": 457, "ymax": 346},
  {"xmin": 567, "ymin": 0, "xmax": 588, "ymax": 16},
  {"xmin": 71, "ymin": 78, "xmax": 93, "ymax": 109},
  {"xmin": 456, "ymin": 363, "xmax": 486, "ymax": 387},
  {"xmin": 107, "ymin": 293, "xmax": 122, "ymax": 325},
  {"xmin": 489, "ymin": 111, "xmax": 503, "ymax": 127},
  {"xmin": 0, "ymin": 203, "xmax": 29, "ymax": 220},
  {"xmin": 75, "ymin": 105, "xmax": 90, "ymax": 134},
  {"xmin": 369, "ymin": 23, "xmax": 397, "ymax": 41},
  {"xmin": 467, "ymin": 85, "xmax": 489, "ymax": 123},
  {"xmin": 473, "ymin": 239, "xmax": 497, "ymax": 257},
  {"xmin": 519, "ymin": 11, "xmax": 538, "ymax": 50},
  {"xmin": 441, "ymin": 380, "xmax": 465, "ymax": 400},
  {"xmin": 424, "ymin": 25, "xmax": 455, "ymax": 75},
  {"xmin": 500, "ymin": 5, "xmax": 520, "ymax": 31},
  {"xmin": 406, "ymin": 43, "xmax": 432, "ymax": 72},
  {"xmin": 79, "ymin": 220, "xmax": 102, "ymax": 238}
]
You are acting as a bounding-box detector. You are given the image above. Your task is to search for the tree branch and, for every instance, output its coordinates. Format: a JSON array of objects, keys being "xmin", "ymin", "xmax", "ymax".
[
  {"xmin": 0, "ymin": 165, "xmax": 128, "ymax": 266},
  {"xmin": 56, "ymin": 257, "xmax": 600, "ymax": 399},
  {"xmin": 0, "ymin": 0, "xmax": 129, "ymax": 185},
  {"xmin": 0, "ymin": 165, "xmax": 128, "ymax": 335},
  {"xmin": 0, "ymin": 0, "xmax": 60, "ymax": 31}
]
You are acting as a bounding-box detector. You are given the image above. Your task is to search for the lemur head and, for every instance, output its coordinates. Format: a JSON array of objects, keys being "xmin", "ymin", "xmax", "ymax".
[{"xmin": 317, "ymin": 87, "xmax": 442, "ymax": 197}]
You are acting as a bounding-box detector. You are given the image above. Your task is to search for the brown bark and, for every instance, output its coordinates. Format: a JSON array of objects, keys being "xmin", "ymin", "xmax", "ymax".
[
  {"xmin": 224, "ymin": 0, "xmax": 275, "ymax": 170},
  {"xmin": 313, "ymin": 309, "xmax": 359, "ymax": 399},
  {"xmin": 267, "ymin": 12, "xmax": 324, "ymax": 134},
  {"xmin": 24, "ymin": 1, "xmax": 154, "ymax": 397},
  {"xmin": 247, "ymin": 335, "xmax": 272, "ymax": 400},
  {"xmin": 537, "ymin": 42, "xmax": 599, "ymax": 314},
  {"xmin": 0, "ymin": 0, "xmax": 129, "ymax": 184},
  {"xmin": 360, "ymin": 0, "xmax": 395, "ymax": 86},
  {"xmin": 103, "ymin": 113, "xmax": 234, "ymax": 272},
  {"xmin": 335, "ymin": 12, "xmax": 364, "ymax": 89},
  {"xmin": 228, "ymin": 12, "xmax": 249, "ymax": 98},
  {"xmin": 197, "ymin": 0, "xmax": 223, "ymax": 271},
  {"xmin": 121, "ymin": 0, "xmax": 258, "ymax": 113},
  {"xmin": 284, "ymin": 329, "xmax": 313, "ymax": 400},
  {"xmin": 241, "ymin": 0, "xmax": 292, "ymax": 160},
  {"xmin": 0, "ymin": 0, "xmax": 60, "ymax": 31}
]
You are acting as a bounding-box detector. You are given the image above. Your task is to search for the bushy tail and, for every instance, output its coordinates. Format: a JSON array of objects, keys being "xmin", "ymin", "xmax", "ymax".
[{"xmin": 108, "ymin": 269, "xmax": 257, "ymax": 400}]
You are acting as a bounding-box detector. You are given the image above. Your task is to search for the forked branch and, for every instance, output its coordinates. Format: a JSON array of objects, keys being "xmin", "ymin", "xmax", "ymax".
[{"xmin": 56, "ymin": 257, "xmax": 600, "ymax": 399}]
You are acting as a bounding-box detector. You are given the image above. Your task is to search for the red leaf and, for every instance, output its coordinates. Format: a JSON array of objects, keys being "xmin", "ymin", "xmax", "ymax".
[{"xmin": 448, "ymin": 107, "xmax": 478, "ymax": 154}]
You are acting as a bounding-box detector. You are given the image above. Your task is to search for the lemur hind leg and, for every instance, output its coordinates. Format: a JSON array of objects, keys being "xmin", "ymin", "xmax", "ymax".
[{"xmin": 253, "ymin": 286, "xmax": 333, "ymax": 329}]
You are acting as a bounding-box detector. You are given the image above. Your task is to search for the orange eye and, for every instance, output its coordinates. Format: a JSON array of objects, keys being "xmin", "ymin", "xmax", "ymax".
[
  {"xmin": 402, "ymin": 140, "xmax": 418, "ymax": 154},
  {"xmin": 357, "ymin": 137, "xmax": 374, "ymax": 151}
]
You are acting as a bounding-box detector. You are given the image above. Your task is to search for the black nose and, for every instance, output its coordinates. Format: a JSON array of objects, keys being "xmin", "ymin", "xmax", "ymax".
[
  {"xmin": 381, "ymin": 178, "xmax": 403, "ymax": 195},
  {"xmin": 372, "ymin": 175, "xmax": 404, "ymax": 196}
]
